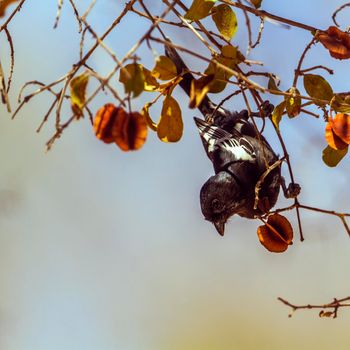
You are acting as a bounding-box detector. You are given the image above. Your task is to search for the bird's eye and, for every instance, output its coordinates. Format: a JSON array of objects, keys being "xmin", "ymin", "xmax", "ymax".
[{"xmin": 211, "ymin": 199, "xmax": 223, "ymax": 212}]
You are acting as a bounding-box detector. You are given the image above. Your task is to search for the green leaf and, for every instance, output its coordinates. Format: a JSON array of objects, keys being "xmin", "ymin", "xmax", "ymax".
[
  {"xmin": 157, "ymin": 96, "xmax": 183, "ymax": 142},
  {"xmin": 151, "ymin": 56, "xmax": 177, "ymax": 81},
  {"xmin": 184, "ymin": 0, "xmax": 217, "ymax": 21},
  {"xmin": 303, "ymin": 74, "xmax": 333, "ymax": 106},
  {"xmin": 322, "ymin": 145, "xmax": 348, "ymax": 167},
  {"xmin": 272, "ymin": 101, "xmax": 286, "ymax": 129},
  {"xmin": 330, "ymin": 94, "xmax": 350, "ymax": 113},
  {"xmin": 285, "ymin": 87, "xmax": 301, "ymax": 118},
  {"xmin": 119, "ymin": 63, "xmax": 145, "ymax": 98},
  {"xmin": 70, "ymin": 72, "xmax": 89, "ymax": 117},
  {"xmin": 250, "ymin": 0, "xmax": 262, "ymax": 8},
  {"xmin": 212, "ymin": 4, "xmax": 238, "ymax": 41}
]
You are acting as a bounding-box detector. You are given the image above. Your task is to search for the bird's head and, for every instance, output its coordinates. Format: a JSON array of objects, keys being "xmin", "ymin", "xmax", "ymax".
[{"xmin": 200, "ymin": 171, "xmax": 241, "ymax": 236}]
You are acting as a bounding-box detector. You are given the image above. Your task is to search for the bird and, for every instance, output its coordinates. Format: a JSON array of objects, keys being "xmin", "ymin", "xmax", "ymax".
[
  {"xmin": 194, "ymin": 117, "xmax": 281, "ymax": 235},
  {"xmin": 164, "ymin": 42, "xmax": 299, "ymax": 235}
]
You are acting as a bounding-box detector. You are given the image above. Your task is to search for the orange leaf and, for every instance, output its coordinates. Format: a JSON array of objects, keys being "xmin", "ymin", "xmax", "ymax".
[
  {"xmin": 329, "ymin": 113, "xmax": 350, "ymax": 144},
  {"xmin": 318, "ymin": 26, "xmax": 350, "ymax": 60},
  {"xmin": 0, "ymin": 0, "xmax": 19, "ymax": 17},
  {"xmin": 325, "ymin": 122, "xmax": 348, "ymax": 150},
  {"xmin": 257, "ymin": 214, "xmax": 293, "ymax": 253}
]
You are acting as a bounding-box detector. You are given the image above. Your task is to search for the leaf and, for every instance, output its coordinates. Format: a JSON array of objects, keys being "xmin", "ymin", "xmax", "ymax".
[
  {"xmin": 330, "ymin": 94, "xmax": 350, "ymax": 113},
  {"xmin": 142, "ymin": 67, "xmax": 159, "ymax": 92},
  {"xmin": 204, "ymin": 45, "xmax": 244, "ymax": 93},
  {"xmin": 257, "ymin": 214, "xmax": 293, "ymax": 253},
  {"xmin": 151, "ymin": 56, "xmax": 177, "ymax": 81},
  {"xmin": 142, "ymin": 103, "xmax": 157, "ymax": 131},
  {"xmin": 268, "ymin": 76, "xmax": 281, "ymax": 94},
  {"xmin": 325, "ymin": 122, "xmax": 348, "ymax": 150},
  {"xmin": 157, "ymin": 96, "xmax": 183, "ymax": 142},
  {"xmin": 329, "ymin": 113, "xmax": 350, "ymax": 144},
  {"xmin": 271, "ymin": 101, "xmax": 286, "ymax": 129},
  {"xmin": 70, "ymin": 72, "xmax": 89, "ymax": 118},
  {"xmin": 317, "ymin": 26, "xmax": 350, "ymax": 60},
  {"xmin": 184, "ymin": 0, "xmax": 217, "ymax": 21},
  {"xmin": 212, "ymin": 4, "xmax": 238, "ymax": 41},
  {"xmin": 119, "ymin": 63, "xmax": 145, "ymax": 98},
  {"xmin": 250, "ymin": 0, "xmax": 262, "ymax": 8},
  {"xmin": 94, "ymin": 104, "xmax": 122, "ymax": 144},
  {"xmin": 285, "ymin": 87, "xmax": 301, "ymax": 118},
  {"xmin": 319, "ymin": 311, "xmax": 334, "ymax": 318},
  {"xmin": 189, "ymin": 74, "xmax": 214, "ymax": 109},
  {"xmin": 303, "ymin": 74, "xmax": 333, "ymax": 106},
  {"xmin": 0, "ymin": 0, "xmax": 18, "ymax": 17},
  {"xmin": 322, "ymin": 145, "xmax": 348, "ymax": 167},
  {"xmin": 114, "ymin": 111, "xmax": 148, "ymax": 151}
]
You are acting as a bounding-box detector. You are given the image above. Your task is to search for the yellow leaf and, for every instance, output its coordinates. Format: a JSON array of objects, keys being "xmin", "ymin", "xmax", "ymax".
[
  {"xmin": 250, "ymin": 0, "xmax": 262, "ymax": 8},
  {"xmin": 142, "ymin": 67, "xmax": 159, "ymax": 92},
  {"xmin": 142, "ymin": 103, "xmax": 157, "ymax": 132},
  {"xmin": 204, "ymin": 45, "xmax": 244, "ymax": 93},
  {"xmin": 212, "ymin": 4, "xmax": 238, "ymax": 41},
  {"xmin": 70, "ymin": 72, "xmax": 89, "ymax": 118},
  {"xmin": 303, "ymin": 74, "xmax": 333, "ymax": 106},
  {"xmin": 184, "ymin": 0, "xmax": 217, "ymax": 21},
  {"xmin": 189, "ymin": 74, "xmax": 214, "ymax": 109},
  {"xmin": 0, "ymin": 0, "xmax": 18, "ymax": 17},
  {"xmin": 330, "ymin": 94, "xmax": 350, "ymax": 113},
  {"xmin": 152, "ymin": 56, "xmax": 177, "ymax": 81},
  {"xmin": 119, "ymin": 63, "xmax": 145, "ymax": 98},
  {"xmin": 271, "ymin": 101, "xmax": 286, "ymax": 129},
  {"xmin": 322, "ymin": 145, "xmax": 348, "ymax": 167},
  {"xmin": 285, "ymin": 87, "xmax": 301, "ymax": 118},
  {"xmin": 157, "ymin": 96, "xmax": 183, "ymax": 142}
]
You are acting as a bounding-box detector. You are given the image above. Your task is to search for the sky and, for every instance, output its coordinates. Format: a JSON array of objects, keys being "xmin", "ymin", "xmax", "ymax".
[{"xmin": 0, "ymin": 0, "xmax": 350, "ymax": 349}]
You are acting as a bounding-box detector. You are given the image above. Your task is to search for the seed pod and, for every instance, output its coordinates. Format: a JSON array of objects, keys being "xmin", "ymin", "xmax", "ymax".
[
  {"xmin": 114, "ymin": 111, "xmax": 148, "ymax": 151},
  {"xmin": 257, "ymin": 214, "xmax": 293, "ymax": 253},
  {"xmin": 93, "ymin": 104, "xmax": 122, "ymax": 144}
]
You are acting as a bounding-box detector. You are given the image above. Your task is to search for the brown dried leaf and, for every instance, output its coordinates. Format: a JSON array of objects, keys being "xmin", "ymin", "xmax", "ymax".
[
  {"xmin": 0, "ymin": 0, "xmax": 18, "ymax": 17},
  {"xmin": 257, "ymin": 214, "xmax": 293, "ymax": 253}
]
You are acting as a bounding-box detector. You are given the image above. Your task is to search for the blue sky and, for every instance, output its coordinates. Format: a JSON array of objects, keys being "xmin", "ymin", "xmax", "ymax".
[{"xmin": 0, "ymin": 1, "xmax": 350, "ymax": 349}]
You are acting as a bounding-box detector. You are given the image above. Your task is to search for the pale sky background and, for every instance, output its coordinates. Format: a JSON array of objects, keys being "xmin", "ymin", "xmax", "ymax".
[{"xmin": 0, "ymin": 1, "xmax": 350, "ymax": 349}]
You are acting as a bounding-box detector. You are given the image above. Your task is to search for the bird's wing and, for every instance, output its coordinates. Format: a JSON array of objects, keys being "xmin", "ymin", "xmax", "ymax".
[{"xmin": 194, "ymin": 117, "xmax": 256, "ymax": 165}]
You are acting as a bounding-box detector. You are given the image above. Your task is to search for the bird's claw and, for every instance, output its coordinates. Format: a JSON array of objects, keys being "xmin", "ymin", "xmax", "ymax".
[{"xmin": 285, "ymin": 182, "xmax": 301, "ymax": 199}]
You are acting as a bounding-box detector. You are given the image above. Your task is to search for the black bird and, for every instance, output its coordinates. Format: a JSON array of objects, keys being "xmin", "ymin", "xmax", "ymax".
[
  {"xmin": 165, "ymin": 43, "xmax": 299, "ymax": 235},
  {"xmin": 194, "ymin": 117, "xmax": 281, "ymax": 235}
]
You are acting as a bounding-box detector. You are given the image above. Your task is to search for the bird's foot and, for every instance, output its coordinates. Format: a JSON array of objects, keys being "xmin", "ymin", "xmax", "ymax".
[{"xmin": 281, "ymin": 177, "xmax": 301, "ymax": 199}]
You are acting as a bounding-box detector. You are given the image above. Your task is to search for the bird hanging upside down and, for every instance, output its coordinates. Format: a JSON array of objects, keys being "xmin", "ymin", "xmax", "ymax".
[{"xmin": 165, "ymin": 43, "xmax": 300, "ymax": 236}]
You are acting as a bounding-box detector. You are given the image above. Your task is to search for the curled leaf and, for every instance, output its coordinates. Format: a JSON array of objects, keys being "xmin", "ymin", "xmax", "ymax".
[
  {"xmin": 322, "ymin": 145, "xmax": 348, "ymax": 167},
  {"xmin": 184, "ymin": 0, "xmax": 217, "ymax": 21},
  {"xmin": 329, "ymin": 113, "xmax": 350, "ymax": 144},
  {"xmin": 271, "ymin": 101, "xmax": 286, "ymax": 129},
  {"xmin": 317, "ymin": 26, "xmax": 350, "ymax": 60},
  {"xmin": 303, "ymin": 74, "xmax": 333, "ymax": 106},
  {"xmin": 257, "ymin": 214, "xmax": 293, "ymax": 253},
  {"xmin": 212, "ymin": 4, "xmax": 238, "ymax": 41},
  {"xmin": 119, "ymin": 63, "xmax": 145, "ymax": 98},
  {"xmin": 325, "ymin": 122, "xmax": 348, "ymax": 150},
  {"xmin": 151, "ymin": 56, "xmax": 177, "ymax": 81},
  {"xmin": 189, "ymin": 74, "xmax": 215, "ymax": 109},
  {"xmin": 285, "ymin": 87, "xmax": 301, "ymax": 118},
  {"xmin": 70, "ymin": 72, "xmax": 89, "ymax": 118},
  {"xmin": 142, "ymin": 103, "xmax": 157, "ymax": 132},
  {"xmin": 142, "ymin": 67, "xmax": 159, "ymax": 92},
  {"xmin": 250, "ymin": 0, "xmax": 262, "ymax": 8},
  {"xmin": 319, "ymin": 311, "xmax": 334, "ymax": 318},
  {"xmin": 157, "ymin": 96, "xmax": 183, "ymax": 142}
]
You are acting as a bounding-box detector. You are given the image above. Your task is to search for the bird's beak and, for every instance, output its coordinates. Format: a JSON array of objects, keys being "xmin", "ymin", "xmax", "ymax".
[{"xmin": 214, "ymin": 221, "xmax": 225, "ymax": 236}]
